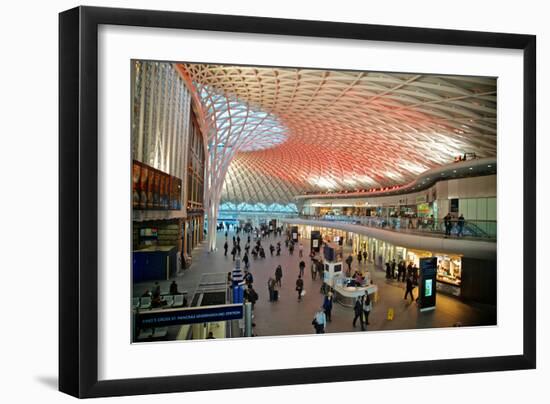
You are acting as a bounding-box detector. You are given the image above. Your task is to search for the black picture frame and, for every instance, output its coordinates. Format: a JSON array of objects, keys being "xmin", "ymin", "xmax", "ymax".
[{"xmin": 59, "ymin": 5, "xmax": 536, "ymax": 398}]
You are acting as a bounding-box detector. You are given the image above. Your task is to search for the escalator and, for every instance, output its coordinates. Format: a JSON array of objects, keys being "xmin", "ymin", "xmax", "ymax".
[
  {"xmin": 463, "ymin": 222, "xmax": 495, "ymax": 239},
  {"xmin": 184, "ymin": 273, "xmax": 232, "ymax": 339}
]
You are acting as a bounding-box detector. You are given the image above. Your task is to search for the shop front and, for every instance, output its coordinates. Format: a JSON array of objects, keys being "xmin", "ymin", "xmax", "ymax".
[
  {"xmin": 405, "ymin": 250, "xmax": 462, "ymax": 287},
  {"xmin": 416, "ymin": 202, "xmax": 434, "ymax": 218},
  {"xmin": 286, "ymin": 221, "xmax": 465, "ymax": 297}
]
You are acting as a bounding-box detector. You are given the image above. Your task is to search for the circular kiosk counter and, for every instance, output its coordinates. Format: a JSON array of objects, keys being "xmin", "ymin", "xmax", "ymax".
[{"xmin": 334, "ymin": 284, "xmax": 378, "ymax": 308}]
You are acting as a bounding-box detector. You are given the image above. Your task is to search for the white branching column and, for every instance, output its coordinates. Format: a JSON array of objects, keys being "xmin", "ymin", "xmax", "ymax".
[{"xmin": 176, "ymin": 64, "xmax": 289, "ymax": 251}]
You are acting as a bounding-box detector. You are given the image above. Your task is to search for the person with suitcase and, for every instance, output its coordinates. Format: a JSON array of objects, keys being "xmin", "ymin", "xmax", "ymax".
[
  {"xmin": 273, "ymin": 284, "xmax": 279, "ymax": 302},
  {"xmin": 267, "ymin": 276, "xmax": 276, "ymax": 302},
  {"xmin": 296, "ymin": 275, "xmax": 304, "ymax": 301},
  {"xmin": 312, "ymin": 307, "xmax": 327, "ymax": 334}
]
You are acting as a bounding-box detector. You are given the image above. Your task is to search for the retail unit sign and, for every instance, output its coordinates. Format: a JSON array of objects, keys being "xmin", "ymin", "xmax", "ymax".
[{"xmin": 416, "ymin": 195, "xmax": 427, "ymax": 204}]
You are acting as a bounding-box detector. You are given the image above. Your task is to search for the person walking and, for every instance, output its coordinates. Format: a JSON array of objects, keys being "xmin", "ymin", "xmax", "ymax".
[
  {"xmin": 345, "ymin": 254, "xmax": 353, "ymax": 275},
  {"xmin": 352, "ymin": 295, "xmax": 365, "ymax": 331},
  {"xmin": 317, "ymin": 260, "xmax": 325, "ymax": 281},
  {"xmin": 299, "ymin": 260, "xmax": 306, "ymax": 277},
  {"xmin": 223, "ymin": 241, "xmax": 228, "ymax": 257},
  {"xmin": 231, "ymin": 246, "xmax": 236, "ymax": 261},
  {"xmin": 267, "ymin": 276, "xmax": 276, "ymax": 302},
  {"xmin": 311, "ymin": 260, "xmax": 317, "ymax": 280},
  {"xmin": 296, "ymin": 275, "xmax": 304, "ymax": 301},
  {"xmin": 323, "ymin": 291, "xmax": 333, "ymax": 322},
  {"xmin": 312, "ymin": 307, "xmax": 327, "ymax": 334},
  {"xmin": 357, "ymin": 251, "xmax": 362, "ymax": 266},
  {"xmin": 362, "ymin": 250, "xmax": 368, "ymax": 263},
  {"xmin": 362, "ymin": 292, "xmax": 372, "ymax": 326},
  {"xmin": 242, "ymin": 252, "xmax": 249, "ymax": 269},
  {"xmin": 275, "ymin": 265, "xmax": 283, "ymax": 287},
  {"xmin": 299, "ymin": 243, "xmax": 304, "ymax": 257},
  {"xmin": 444, "ymin": 213, "xmax": 452, "ymax": 237},
  {"xmin": 457, "ymin": 213, "xmax": 465, "ymax": 237},
  {"xmin": 244, "ymin": 270, "xmax": 254, "ymax": 286},
  {"xmin": 404, "ymin": 275, "xmax": 415, "ymax": 302},
  {"xmin": 269, "ymin": 244, "xmax": 275, "ymax": 256},
  {"xmin": 412, "ymin": 264, "xmax": 419, "ymax": 286},
  {"xmin": 244, "ymin": 284, "xmax": 258, "ymax": 309}
]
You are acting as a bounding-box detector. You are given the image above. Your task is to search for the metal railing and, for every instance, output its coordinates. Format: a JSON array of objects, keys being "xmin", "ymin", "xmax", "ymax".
[{"xmin": 299, "ymin": 214, "xmax": 496, "ymax": 241}]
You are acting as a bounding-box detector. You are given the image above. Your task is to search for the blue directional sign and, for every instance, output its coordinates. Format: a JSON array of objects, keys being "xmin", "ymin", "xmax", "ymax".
[{"xmin": 137, "ymin": 304, "xmax": 243, "ymax": 327}]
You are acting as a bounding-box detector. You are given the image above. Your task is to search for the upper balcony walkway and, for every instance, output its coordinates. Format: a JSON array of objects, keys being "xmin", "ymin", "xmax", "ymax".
[
  {"xmin": 283, "ymin": 215, "xmax": 496, "ymax": 260},
  {"xmin": 301, "ymin": 215, "xmax": 496, "ymax": 241}
]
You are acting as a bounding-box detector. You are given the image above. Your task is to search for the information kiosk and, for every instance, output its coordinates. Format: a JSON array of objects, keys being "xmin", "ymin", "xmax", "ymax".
[
  {"xmin": 291, "ymin": 226, "xmax": 299, "ymax": 242},
  {"xmin": 310, "ymin": 230, "xmax": 322, "ymax": 253},
  {"xmin": 419, "ymin": 257, "xmax": 437, "ymax": 311}
]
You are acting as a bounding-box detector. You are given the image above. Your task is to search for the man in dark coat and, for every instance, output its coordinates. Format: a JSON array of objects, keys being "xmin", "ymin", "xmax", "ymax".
[
  {"xmin": 404, "ymin": 276, "xmax": 415, "ymax": 302},
  {"xmin": 275, "ymin": 265, "xmax": 283, "ymax": 287},
  {"xmin": 345, "ymin": 255, "xmax": 353, "ymax": 274},
  {"xmin": 295, "ymin": 275, "xmax": 304, "ymax": 301},
  {"xmin": 299, "ymin": 260, "xmax": 306, "ymax": 277},
  {"xmin": 352, "ymin": 296, "xmax": 365, "ymax": 331}
]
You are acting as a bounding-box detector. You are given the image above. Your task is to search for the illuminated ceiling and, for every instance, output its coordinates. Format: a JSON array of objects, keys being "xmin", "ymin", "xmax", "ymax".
[{"xmin": 179, "ymin": 64, "xmax": 496, "ymax": 205}]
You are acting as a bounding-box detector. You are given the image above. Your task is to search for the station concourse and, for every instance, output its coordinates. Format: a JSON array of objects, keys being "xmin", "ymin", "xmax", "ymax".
[{"xmin": 131, "ymin": 61, "xmax": 497, "ymax": 342}]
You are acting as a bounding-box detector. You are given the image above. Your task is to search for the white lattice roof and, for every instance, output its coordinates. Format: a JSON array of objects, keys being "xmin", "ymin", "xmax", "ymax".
[{"xmin": 178, "ymin": 64, "xmax": 496, "ymax": 205}]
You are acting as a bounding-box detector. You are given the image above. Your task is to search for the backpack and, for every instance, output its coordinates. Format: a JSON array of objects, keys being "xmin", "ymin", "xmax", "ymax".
[{"xmin": 251, "ymin": 290, "xmax": 258, "ymax": 302}]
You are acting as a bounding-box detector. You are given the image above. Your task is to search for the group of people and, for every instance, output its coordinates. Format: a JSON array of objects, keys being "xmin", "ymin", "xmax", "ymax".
[
  {"xmin": 225, "ymin": 231, "xmax": 298, "ymax": 264},
  {"xmin": 267, "ymin": 264, "xmax": 283, "ymax": 302},
  {"xmin": 224, "ymin": 227, "xmax": 378, "ymax": 336},
  {"xmin": 352, "ymin": 292, "xmax": 372, "ymax": 331},
  {"xmin": 311, "ymin": 289, "xmax": 335, "ymax": 334},
  {"xmin": 345, "ymin": 250, "xmax": 369, "ymax": 275},
  {"xmin": 236, "ymin": 230, "xmax": 307, "ymax": 309},
  {"xmin": 443, "ymin": 213, "xmax": 465, "ymax": 237},
  {"xmin": 385, "ymin": 259, "xmax": 419, "ymax": 283},
  {"xmin": 383, "ymin": 259, "xmax": 420, "ymax": 303},
  {"xmin": 140, "ymin": 280, "xmax": 185, "ymax": 308}
]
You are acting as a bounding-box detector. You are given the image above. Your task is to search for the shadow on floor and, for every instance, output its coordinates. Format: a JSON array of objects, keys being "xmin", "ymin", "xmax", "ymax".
[{"xmin": 35, "ymin": 375, "xmax": 58, "ymax": 390}]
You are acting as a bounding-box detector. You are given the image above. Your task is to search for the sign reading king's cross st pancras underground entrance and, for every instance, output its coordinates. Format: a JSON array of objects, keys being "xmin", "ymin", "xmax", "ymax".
[{"xmin": 137, "ymin": 303, "xmax": 244, "ymax": 327}]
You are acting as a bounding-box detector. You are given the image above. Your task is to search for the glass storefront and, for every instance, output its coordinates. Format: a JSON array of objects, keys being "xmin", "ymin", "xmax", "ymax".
[
  {"xmin": 288, "ymin": 222, "xmax": 462, "ymax": 287},
  {"xmin": 436, "ymin": 255, "xmax": 462, "ymax": 286},
  {"xmin": 406, "ymin": 249, "xmax": 462, "ymax": 286}
]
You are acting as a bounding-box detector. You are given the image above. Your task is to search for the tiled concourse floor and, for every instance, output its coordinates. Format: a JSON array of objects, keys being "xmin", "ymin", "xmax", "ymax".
[{"xmin": 133, "ymin": 230, "xmax": 496, "ymax": 340}]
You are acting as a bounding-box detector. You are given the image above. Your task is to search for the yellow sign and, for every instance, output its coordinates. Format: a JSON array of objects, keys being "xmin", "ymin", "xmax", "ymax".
[{"xmin": 387, "ymin": 308, "xmax": 394, "ymax": 320}]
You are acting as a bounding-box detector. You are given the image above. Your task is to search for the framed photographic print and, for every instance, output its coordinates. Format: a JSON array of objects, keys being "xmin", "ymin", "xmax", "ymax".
[{"xmin": 59, "ymin": 6, "xmax": 536, "ymax": 398}]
